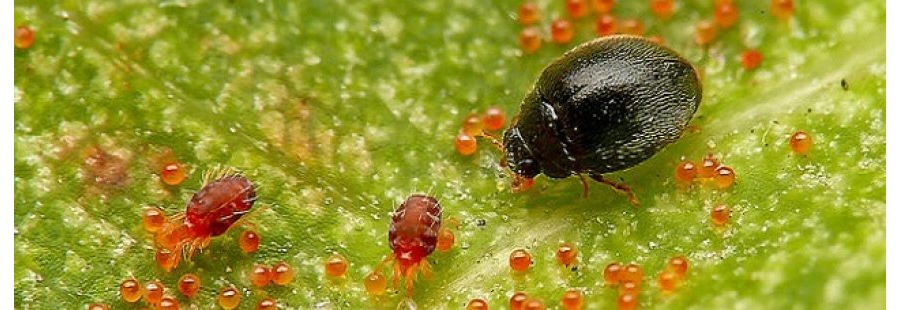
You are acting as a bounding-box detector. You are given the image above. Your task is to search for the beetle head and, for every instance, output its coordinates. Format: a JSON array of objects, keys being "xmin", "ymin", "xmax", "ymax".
[{"xmin": 503, "ymin": 127, "xmax": 540, "ymax": 191}]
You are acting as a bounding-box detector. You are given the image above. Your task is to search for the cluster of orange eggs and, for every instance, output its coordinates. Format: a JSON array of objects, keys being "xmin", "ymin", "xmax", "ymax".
[
  {"xmin": 455, "ymin": 107, "xmax": 507, "ymax": 156},
  {"xmin": 250, "ymin": 262, "xmax": 296, "ymax": 287},
  {"xmin": 674, "ymin": 154, "xmax": 736, "ymax": 189}
]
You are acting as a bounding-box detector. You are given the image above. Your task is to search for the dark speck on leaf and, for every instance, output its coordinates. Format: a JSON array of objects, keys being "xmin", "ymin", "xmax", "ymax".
[
  {"xmin": 475, "ymin": 219, "xmax": 486, "ymax": 227},
  {"xmin": 841, "ymin": 78, "xmax": 849, "ymax": 90}
]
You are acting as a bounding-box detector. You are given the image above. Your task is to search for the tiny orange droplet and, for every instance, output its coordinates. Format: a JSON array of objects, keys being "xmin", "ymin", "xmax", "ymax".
[
  {"xmin": 698, "ymin": 155, "xmax": 720, "ymax": 178},
  {"xmin": 239, "ymin": 230, "xmax": 261, "ymax": 253},
  {"xmin": 218, "ymin": 286, "xmax": 241, "ymax": 310},
  {"xmin": 120, "ymin": 278, "xmax": 142, "ymax": 303},
  {"xmin": 161, "ymin": 162, "xmax": 186, "ymax": 185},
  {"xmin": 519, "ymin": 2, "xmax": 540, "ymax": 25},
  {"xmin": 250, "ymin": 264, "xmax": 272, "ymax": 287},
  {"xmin": 617, "ymin": 293, "xmax": 638, "ymax": 310},
  {"xmin": 158, "ymin": 297, "xmax": 180, "ymax": 310},
  {"xmin": 364, "ymin": 271, "xmax": 388, "ymax": 295},
  {"xmin": 520, "ymin": 27, "xmax": 542, "ymax": 54},
  {"xmin": 467, "ymin": 298, "xmax": 489, "ymax": 310},
  {"xmin": 789, "ymin": 131, "xmax": 812, "ymax": 155},
  {"xmin": 87, "ymin": 304, "xmax": 109, "ymax": 310},
  {"xmin": 771, "ymin": 0, "xmax": 794, "ymax": 20},
  {"xmin": 596, "ymin": 15, "xmax": 617, "ymax": 36},
  {"xmin": 325, "ymin": 254, "xmax": 349, "ymax": 277},
  {"xmin": 694, "ymin": 20, "xmax": 717, "ymax": 45},
  {"xmin": 143, "ymin": 280, "xmax": 165, "ymax": 304},
  {"xmin": 658, "ymin": 270, "xmax": 680, "ymax": 293},
  {"xmin": 142, "ymin": 207, "xmax": 167, "ymax": 233},
  {"xmin": 14, "ymin": 26, "xmax": 35, "ymax": 49},
  {"xmin": 178, "ymin": 273, "xmax": 201, "ymax": 298},
  {"xmin": 674, "ymin": 160, "xmax": 697, "ymax": 184},
  {"xmin": 455, "ymin": 133, "xmax": 478, "ymax": 156},
  {"xmin": 620, "ymin": 263, "xmax": 644, "ymax": 284},
  {"xmin": 556, "ymin": 242, "xmax": 578, "ymax": 267},
  {"xmin": 509, "ymin": 249, "xmax": 533, "ymax": 272},
  {"xmin": 462, "ymin": 113, "xmax": 485, "ymax": 136},
  {"xmin": 714, "ymin": 166, "xmax": 735, "ymax": 189},
  {"xmin": 714, "ymin": 1, "xmax": 739, "ymax": 28},
  {"xmin": 566, "ymin": 0, "xmax": 589, "ymax": 19},
  {"xmin": 741, "ymin": 49, "xmax": 763, "ymax": 70},
  {"xmin": 618, "ymin": 280, "xmax": 641, "ymax": 296},
  {"xmin": 592, "ymin": 0, "xmax": 615, "ymax": 13},
  {"xmin": 561, "ymin": 289, "xmax": 584, "ymax": 310},
  {"xmin": 711, "ymin": 204, "xmax": 731, "ymax": 226},
  {"xmin": 256, "ymin": 297, "xmax": 277, "ymax": 310},
  {"xmin": 155, "ymin": 248, "xmax": 177, "ymax": 272},
  {"xmin": 650, "ymin": 0, "xmax": 674, "ymax": 19},
  {"xmin": 603, "ymin": 262, "xmax": 623, "ymax": 285},
  {"xmin": 272, "ymin": 261, "xmax": 295, "ymax": 285},
  {"xmin": 550, "ymin": 19, "xmax": 575, "ymax": 44},
  {"xmin": 523, "ymin": 298, "xmax": 547, "ymax": 310},
  {"xmin": 510, "ymin": 292, "xmax": 529, "ymax": 309},
  {"xmin": 620, "ymin": 19, "xmax": 644, "ymax": 36},
  {"xmin": 667, "ymin": 256, "xmax": 689, "ymax": 278},
  {"xmin": 483, "ymin": 107, "xmax": 506, "ymax": 131}
]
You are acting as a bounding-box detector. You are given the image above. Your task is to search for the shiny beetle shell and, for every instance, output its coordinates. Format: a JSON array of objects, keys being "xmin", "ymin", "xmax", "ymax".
[{"xmin": 503, "ymin": 35, "xmax": 702, "ymax": 179}]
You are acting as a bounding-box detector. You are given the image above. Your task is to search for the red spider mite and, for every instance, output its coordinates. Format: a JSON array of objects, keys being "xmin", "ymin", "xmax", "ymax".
[
  {"xmin": 155, "ymin": 168, "xmax": 257, "ymax": 270},
  {"xmin": 376, "ymin": 194, "xmax": 442, "ymax": 296}
]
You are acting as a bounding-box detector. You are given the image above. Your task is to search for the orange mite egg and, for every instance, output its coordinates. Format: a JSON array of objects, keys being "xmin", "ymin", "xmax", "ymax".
[
  {"xmin": 462, "ymin": 113, "xmax": 485, "ymax": 136},
  {"xmin": 143, "ymin": 280, "xmax": 165, "ymax": 304},
  {"xmin": 14, "ymin": 26, "xmax": 35, "ymax": 49},
  {"xmin": 155, "ymin": 248, "xmax": 178, "ymax": 272},
  {"xmin": 142, "ymin": 207, "xmax": 167, "ymax": 233},
  {"xmin": 620, "ymin": 263, "xmax": 644, "ymax": 284},
  {"xmin": 364, "ymin": 271, "xmax": 388, "ymax": 295},
  {"xmin": 741, "ymin": 49, "xmax": 763, "ymax": 70},
  {"xmin": 272, "ymin": 261, "xmax": 296, "ymax": 285},
  {"xmin": 789, "ymin": 131, "xmax": 813, "ymax": 155},
  {"xmin": 218, "ymin": 286, "xmax": 241, "ymax": 310},
  {"xmin": 239, "ymin": 230, "xmax": 261, "ymax": 253},
  {"xmin": 512, "ymin": 176, "xmax": 535, "ymax": 193},
  {"xmin": 455, "ymin": 133, "xmax": 478, "ymax": 156},
  {"xmin": 519, "ymin": 27, "xmax": 542, "ymax": 54},
  {"xmin": 119, "ymin": 278, "xmax": 142, "ymax": 303},
  {"xmin": 650, "ymin": 0, "xmax": 674, "ymax": 19},
  {"xmin": 592, "ymin": 0, "xmax": 615, "ymax": 13},
  {"xmin": 158, "ymin": 297, "xmax": 180, "ymax": 310},
  {"xmin": 483, "ymin": 107, "xmax": 506, "ymax": 131},
  {"xmin": 510, "ymin": 292, "xmax": 529, "ymax": 309},
  {"xmin": 436, "ymin": 227, "xmax": 455, "ymax": 252},
  {"xmin": 509, "ymin": 249, "xmax": 533, "ymax": 272},
  {"xmin": 617, "ymin": 293, "xmax": 638, "ymax": 310},
  {"xmin": 523, "ymin": 298, "xmax": 547, "ymax": 310},
  {"xmin": 667, "ymin": 256, "xmax": 689, "ymax": 278},
  {"xmin": 550, "ymin": 19, "xmax": 575, "ymax": 44},
  {"xmin": 771, "ymin": 0, "xmax": 794, "ymax": 20},
  {"xmin": 161, "ymin": 162, "xmax": 187, "ymax": 186},
  {"xmin": 658, "ymin": 270, "xmax": 680, "ymax": 293},
  {"xmin": 694, "ymin": 20, "xmax": 717, "ymax": 45},
  {"xmin": 87, "ymin": 304, "xmax": 109, "ymax": 310},
  {"xmin": 697, "ymin": 155, "xmax": 720, "ymax": 178},
  {"xmin": 674, "ymin": 160, "xmax": 697, "ymax": 184},
  {"xmin": 566, "ymin": 0, "xmax": 589, "ymax": 19},
  {"xmin": 178, "ymin": 273, "xmax": 201, "ymax": 298},
  {"xmin": 619, "ymin": 280, "xmax": 640, "ymax": 296},
  {"xmin": 256, "ymin": 298, "xmax": 277, "ymax": 310},
  {"xmin": 466, "ymin": 298, "xmax": 489, "ymax": 310},
  {"xmin": 596, "ymin": 15, "xmax": 617, "ymax": 36},
  {"xmin": 714, "ymin": 1, "xmax": 739, "ymax": 28},
  {"xmin": 519, "ymin": 2, "xmax": 540, "ymax": 25},
  {"xmin": 561, "ymin": 289, "xmax": 584, "ymax": 310},
  {"xmin": 603, "ymin": 262, "xmax": 623, "ymax": 285},
  {"xmin": 556, "ymin": 242, "xmax": 578, "ymax": 267},
  {"xmin": 714, "ymin": 166, "xmax": 735, "ymax": 189},
  {"xmin": 250, "ymin": 264, "xmax": 272, "ymax": 287},
  {"xmin": 620, "ymin": 19, "xmax": 645, "ymax": 36},
  {"xmin": 325, "ymin": 253, "xmax": 349, "ymax": 277},
  {"xmin": 711, "ymin": 204, "xmax": 731, "ymax": 226}
]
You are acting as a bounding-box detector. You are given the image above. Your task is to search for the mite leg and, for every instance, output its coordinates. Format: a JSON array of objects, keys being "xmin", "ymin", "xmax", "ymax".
[
  {"xmin": 420, "ymin": 260, "xmax": 433, "ymax": 279},
  {"xmin": 404, "ymin": 266, "xmax": 416, "ymax": 297},
  {"xmin": 578, "ymin": 174, "xmax": 590, "ymax": 198},
  {"xmin": 589, "ymin": 174, "xmax": 639, "ymax": 207}
]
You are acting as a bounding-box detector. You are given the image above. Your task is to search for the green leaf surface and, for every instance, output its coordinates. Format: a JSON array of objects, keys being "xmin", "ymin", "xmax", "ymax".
[{"xmin": 14, "ymin": 0, "xmax": 885, "ymax": 309}]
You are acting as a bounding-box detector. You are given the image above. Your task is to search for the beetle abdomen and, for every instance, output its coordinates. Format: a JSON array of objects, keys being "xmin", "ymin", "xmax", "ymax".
[{"xmin": 505, "ymin": 35, "xmax": 702, "ymax": 178}]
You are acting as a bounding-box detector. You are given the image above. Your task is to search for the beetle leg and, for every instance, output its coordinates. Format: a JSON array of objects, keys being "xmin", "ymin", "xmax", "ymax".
[
  {"xmin": 578, "ymin": 174, "xmax": 590, "ymax": 198},
  {"xmin": 590, "ymin": 174, "xmax": 639, "ymax": 207}
]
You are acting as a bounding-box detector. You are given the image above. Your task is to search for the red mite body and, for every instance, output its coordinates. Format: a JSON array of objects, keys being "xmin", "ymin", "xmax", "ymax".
[
  {"xmin": 381, "ymin": 194, "xmax": 442, "ymax": 296},
  {"xmin": 156, "ymin": 170, "xmax": 256, "ymax": 271}
]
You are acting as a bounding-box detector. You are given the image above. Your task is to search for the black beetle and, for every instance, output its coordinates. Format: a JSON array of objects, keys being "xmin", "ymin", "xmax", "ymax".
[{"xmin": 501, "ymin": 35, "xmax": 702, "ymax": 205}]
